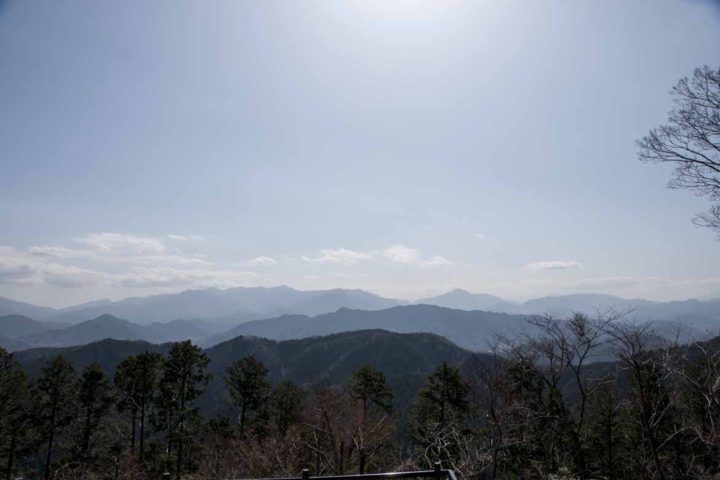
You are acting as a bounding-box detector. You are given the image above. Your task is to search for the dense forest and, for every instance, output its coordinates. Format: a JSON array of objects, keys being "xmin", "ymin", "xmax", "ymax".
[{"xmin": 2, "ymin": 312, "xmax": 720, "ymax": 479}]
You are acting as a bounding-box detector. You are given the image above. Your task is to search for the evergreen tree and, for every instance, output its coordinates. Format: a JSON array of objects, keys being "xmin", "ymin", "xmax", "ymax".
[
  {"xmin": 410, "ymin": 363, "xmax": 469, "ymax": 465},
  {"xmin": 348, "ymin": 365, "xmax": 393, "ymax": 416},
  {"xmin": 226, "ymin": 355, "xmax": 271, "ymax": 435},
  {"xmin": 34, "ymin": 356, "xmax": 77, "ymax": 480},
  {"xmin": 0, "ymin": 348, "xmax": 32, "ymax": 480},
  {"xmin": 269, "ymin": 380, "xmax": 305, "ymax": 435},
  {"xmin": 347, "ymin": 366, "xmax": 394, "ymax": 473},
  {"xmin": 156, "ymin": 341, "xmax": 210, "ymax": 480},
  {"xmin": 115, "ymin": 351, "xmax": 163, "ymax": 460},
  {"xmin": 75, "ymin": 363, "xmax": 115, "ymax": 461},
  {"xmin": 413, "ymin": 363, "xmax": 469, "ymax": 430}
]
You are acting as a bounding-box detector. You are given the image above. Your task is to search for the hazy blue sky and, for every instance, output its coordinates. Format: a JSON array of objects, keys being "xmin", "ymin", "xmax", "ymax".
[{"xmin": 1, "ymin": 0, "xmax": 720, "ymax": 307}]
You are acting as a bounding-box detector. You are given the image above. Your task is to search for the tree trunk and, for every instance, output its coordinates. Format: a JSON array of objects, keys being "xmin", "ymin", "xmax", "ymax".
[
  {"xmin": 139, "ymin": 402, "xmax": 146, "ymax": 460},
  {"xmin": 130, "ymin": 409, "xmax": 137, "ymax": 455},
  {"xmin": 44, "ymin": 400, "xmax": 58, "ymax": 480},
  {"xmin": 5, "ymin": 432, "xmax": 16, "ymax": 480}
]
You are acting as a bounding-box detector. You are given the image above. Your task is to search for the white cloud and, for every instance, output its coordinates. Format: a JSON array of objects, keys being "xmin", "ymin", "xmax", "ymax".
[
  {"xmin": 302, "ymin": 248, "xmax": 372, "ymax": 265},
  {"xmin": 383, "ymin": 244, "xmax": 419, "ymax": 264},
  {"xmin": 76, "ymin": 233, "xmax": 166, "ymax": 255},
  {"xmin": 526, "ymin": 260, "xmax": 583, "ymax": 271},
  {"xmin": 116, "ymin": 266, "xmax": 256, "ymax": 288},
  {"xmin": 474, "ymin": 233, "xmax": 485, "ymax": 240},
  {"xmin": 0, "ymin": 234, "xmax": 253, "ymax": 291},
  {"xmin": 28, "ymin": 245, "xmax": 94, "ymax": 258},
  {"xmin": 167, "ymin": 234, "xmax": 205, "ymax": 241},
  {"xmin": 247, "ymin": 256, "xmax": 277, "ymax": 266},
  {"xmin": 420, "ymin": 255, "xmax": 454, "ymax": 267}
]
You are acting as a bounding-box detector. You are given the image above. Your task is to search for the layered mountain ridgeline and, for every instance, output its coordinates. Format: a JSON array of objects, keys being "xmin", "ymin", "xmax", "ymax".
[
  {"xmin": 415, "ymin": 289, "xmax": 518, "ymax": 312},
  {"xmin": 3, "ymin": 301, "xmax": 713, "ymax": 354},
  {"xmin": 1, "ymin": 314, "xmax": 222, "ymax": 350},
  {"xmin": 13, "ymin": 329, "xmax": 476, "ymax": 416},
  {"xmin": 0, "ymin": 286, "xmax": 403, "ymax": 326},
  {"xmin": 0, "ymin": 296, "xmax": 58, "ymax": 320},
  {"xmin": 4, "ymin": 287, "xmax": 720, "ymax": 332},
  {"xmin": 0, "ymin": 314, "xmax": 60, "ymax": 337},
  {"xmin": 202, "ymin": 304, "xmax": 537, "ymax": 351}
]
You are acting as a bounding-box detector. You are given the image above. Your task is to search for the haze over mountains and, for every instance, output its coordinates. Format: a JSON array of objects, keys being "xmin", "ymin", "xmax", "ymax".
[
  {"xmin": 0, "ymin": 286, "xmax": 402, "ymax": 325},
  {"xmin": 2, "ymin": 286, "xmax": 720, "ymax": 352}
]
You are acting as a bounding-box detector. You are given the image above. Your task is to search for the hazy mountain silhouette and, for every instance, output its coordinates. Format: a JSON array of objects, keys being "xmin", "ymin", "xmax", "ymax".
[
  {"xmin": 14, "ymin": 314, "xmax": 217, "ymax": 349},
  {"xmin": 42, "ymin": 286, "xmax": 402, "ymax": 325},
  {"xmin": 0, "ymin": 314, "xmax": 59, "ymax": 338},
  {"xmin": 0, "ymin": 296, "xmax": 57, "ymax": 320},
  {"xmin": 202, "ymin": 304, "xmax": 536, "ymax": 351},
  {"xmin": 416, "ymin": 289, "xmax": 517, "ymax": 311}
]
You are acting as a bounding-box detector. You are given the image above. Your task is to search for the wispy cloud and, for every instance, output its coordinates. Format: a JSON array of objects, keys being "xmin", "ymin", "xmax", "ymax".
[
  {"xmin": 473, "ymin": 233, "xmax": 485, "ymax": 240},
  {"xmin": 167, "ymin": 234, "xmax": 205, "ymax": 241},
  {"xmin": 75, "ymin": 232, "xmax": 166, "ymax": 255},
  {"xmin": 420, "ymin": 255, "xmax": 454, "ymax": 267},
  {"xmin": 302, "ymin": 248, "xmax": 372, "ymax": 265},
  {"xmin": 247, "ymin": 256, "xmax": 277, "ymax": 266},
  {"xmin": 0, "ymin": 233, "xmax": 253, "ymax": 290},
  {"xmin": 526, "ymin": 260, "xmax": 583, "ymax": 271},
  {"xmin": 382, "ymin": 244, "xmax": 419, "ymax": 264}
]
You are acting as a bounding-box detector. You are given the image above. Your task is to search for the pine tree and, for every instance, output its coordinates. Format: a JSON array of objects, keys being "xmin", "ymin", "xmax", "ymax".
[
  {"xmin": 414, "ymin": 363, "xmax": 469, "ymax": 430},
  {"xmin": 348, "ymin": 365, "xmax": 393, "ymax": 416},
  {"xmin": 156, "ymin": 341, "xmax": 210, "ymax": 480},
  {"xmin": 115, "ymin": 351, "xmax": 163, "ymax": 460},
  {"xmin": 75, "ymin": 363, "xmax": 115, "ymax": 461},
  {"xmin": 269, "ymin": 380, "xmax": 305, "ymax": 435},
  {"xmin": 348, "ymin": 366, "xmax": 394, "ymax": 473},
  {"xmin": 34, "ymin": 356, "xmax": 77, "ymax": 480},
  {"xmin": 411, "ymin": 363, "xmax": 469, "ymax": 465},
  {"xmin": 226, "ymin": 355, "xmax": 271, "ymax": 436},
  {"xmin": 0, "ymin": 348, "xmax": 32, "ymax": 480}
]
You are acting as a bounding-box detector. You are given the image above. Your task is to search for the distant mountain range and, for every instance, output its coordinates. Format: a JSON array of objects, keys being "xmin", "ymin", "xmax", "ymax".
[
  {"xmin": 1, "ymin": 305, "xmax": 533, "ymax": 352},
  {"xmin": 0, "ymin": 314, "xmax": 222, "ymax": 350},
  {"xmin": 2, "ymin": 287, "xmax": 720, "ymax": 352},
  {"xmin": 5, "ymin": 287, "xmax": 720, "ymax": 326},
  {"xmin": 201, "ymin": 304, "xmax": 536, "ymax": 351},
  {"xmin": 13, "ymin": 329, "xmax": 476, "ymax": 415},
  {"xmin": 415, "ymin": 289, "xmax": 517, "ymax": 312},
  {"xmin": 417, "ymin": 290, "xmax": 720, "ymax": 327},
  {"xmin": 0, "ymin": 286, "xmax": 402, "ymax": 325}
]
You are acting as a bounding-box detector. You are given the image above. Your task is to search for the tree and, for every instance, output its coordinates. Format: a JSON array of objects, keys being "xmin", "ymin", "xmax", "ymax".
[
  {"xmin": 75, "ymin": 363, "xmax": 115, "ymax": 461},
  {"xmin": 155, "ymin": 341, "xmax": 210, "ymax": 480},
  {"xmin": 348, "ymin": 365, "xmax": 393, "ymax": 417},
  {"xmin": 34, "ymin": 356, "xmax": 77, "ymax": 480},
  {"xmin": 0, "ymin": 348, "xmax": 32, "ymax": 480},
  {"xmin": 414, "ymin": 363, "xmax": 469, "ymax": 431},
  {"xmin": 226, "ymin": 355, "xmax": 271, "ymax": 436},
  {"xmin": 269, "ymin": 380, "xmax": 305, "ymax": 435},
  {"xmin": 411, "ymin": 363, "xmax": 470, "ymax": 465},
  {"xmin": 608, "ymin": 323, "xmax": 687, "ymax": 480},
  {"xmin": 467, "ymin": 347, "xmax": 513, "ymax": 480},
  {"xmin": 638, "ymin": 65, "xmax": 720, "ymax": 234},
  {"xmin": 115, "ymin": 351, "xmax": 163, "ymax": 460},
  {"xmin": 347, "ymin": 366, "xmax": 394, "ymax": 473},
  {"xmin": 303, "ymin": 386, "xmax": 358, "ymax": 475}
]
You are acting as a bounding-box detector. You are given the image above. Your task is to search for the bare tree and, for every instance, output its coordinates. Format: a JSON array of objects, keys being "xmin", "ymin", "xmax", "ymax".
[
  {"xmin": 608, "ymin": 323, "xmax": 687, "ymax": 480},
  {"xmin": 517, "ymin": 312, "xmax": 617, "ymax": 479},
  {"xmin": 638, "ymin": 65, "xmax": 720, "ymax": 234}
]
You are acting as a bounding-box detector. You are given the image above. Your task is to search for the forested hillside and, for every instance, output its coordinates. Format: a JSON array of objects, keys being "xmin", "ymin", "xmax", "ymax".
[{"xmin": 4, "ymin": 314, "xmax": 720, "ymax": 479}]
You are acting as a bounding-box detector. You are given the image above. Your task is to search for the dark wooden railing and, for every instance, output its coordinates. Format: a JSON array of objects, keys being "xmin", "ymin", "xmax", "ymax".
[{"xmin": 236, "ymin": 462, "xmax": 458, "ymax": 480}]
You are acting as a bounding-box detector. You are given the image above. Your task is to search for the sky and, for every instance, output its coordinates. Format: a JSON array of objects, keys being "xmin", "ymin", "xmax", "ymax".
[{"xmin": 1, "ymin": 0, "xmax": 720, "ymax": 307}]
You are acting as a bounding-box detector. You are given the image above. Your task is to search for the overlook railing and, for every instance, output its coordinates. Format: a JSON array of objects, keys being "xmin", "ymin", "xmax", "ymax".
[{"xmin": 236, "ymin": 462, "xmax": 458, "ymax": 480}]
